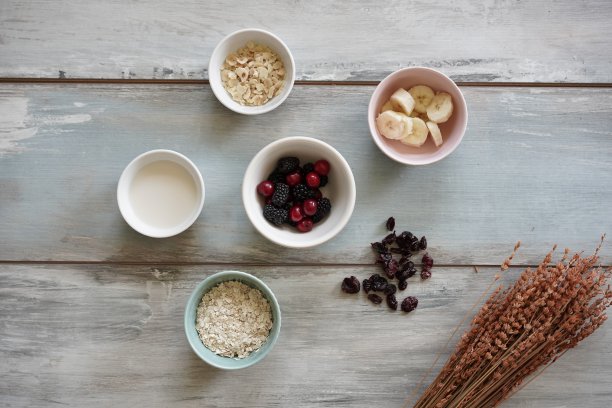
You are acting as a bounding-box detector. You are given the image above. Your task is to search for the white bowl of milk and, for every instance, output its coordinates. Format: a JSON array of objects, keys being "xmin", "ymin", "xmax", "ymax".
[{"xmin": 117, "ymin": 150, "xmax": 205, "ymax": 238}]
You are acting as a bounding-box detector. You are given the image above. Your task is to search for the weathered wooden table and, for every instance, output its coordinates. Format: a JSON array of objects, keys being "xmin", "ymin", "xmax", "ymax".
[{"xmin": 1, "ymin": 2, "xmax": 611, "ymax": 407}]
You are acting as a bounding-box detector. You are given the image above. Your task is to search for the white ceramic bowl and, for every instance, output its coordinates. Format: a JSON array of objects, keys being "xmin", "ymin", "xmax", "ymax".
[
  {"xmin": 368, "ymin": 67, "xmax": 468, "ymax": 165},
  {"xmin": 242, "ymin": 137, "xmax": 356, "ymax": 248},
  {"xmin": 208, "ymin": 28, "xmax": 296, "ymax": 115},
  {"xmin": 117, "ymin": 150, "xmax": 205, "ymax": 238}
]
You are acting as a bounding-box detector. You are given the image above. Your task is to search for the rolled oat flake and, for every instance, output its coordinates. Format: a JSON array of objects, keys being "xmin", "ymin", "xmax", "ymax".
[{"xmin": 196, "ymin": 281, "xmax": 273, "ymax": 359}]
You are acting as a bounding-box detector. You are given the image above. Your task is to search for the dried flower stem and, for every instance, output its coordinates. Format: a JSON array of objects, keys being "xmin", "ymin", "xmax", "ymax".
[{"xmin": 412, "ymin": 238, "xmax": 611, "ymax": 408}]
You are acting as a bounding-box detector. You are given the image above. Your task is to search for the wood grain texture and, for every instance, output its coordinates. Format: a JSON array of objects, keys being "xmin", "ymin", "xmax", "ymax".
[
  {"xmin": 1, "ymin": 0, "xmax": 612, "ymax": 82},
  {"xmin": 1, "ymin": 84, "xmax": 611, "ymax": 264},
  {"xmin": 1, "ymin": 264, "xmax": 610, "ymax": 407}
]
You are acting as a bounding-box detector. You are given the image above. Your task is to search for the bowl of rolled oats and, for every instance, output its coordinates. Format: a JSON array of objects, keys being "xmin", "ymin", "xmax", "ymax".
[
  {"xmin": 184, "ymin": 270, "xmax": 281, "ymax": 369},
  {"xmin": 209, "ymin": 28, "xmax": 295, "ymax": 115}
]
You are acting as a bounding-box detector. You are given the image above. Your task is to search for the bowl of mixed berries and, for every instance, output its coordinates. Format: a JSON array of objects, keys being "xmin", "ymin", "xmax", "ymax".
[{"xmin": 242, "ymin": 137, "xmax": 356, "ymax": 248}]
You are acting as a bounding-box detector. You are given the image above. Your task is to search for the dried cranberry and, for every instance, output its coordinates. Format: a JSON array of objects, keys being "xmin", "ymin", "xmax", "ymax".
[
  {"xmin": 384, "ymin": 283, "xmax": 397, "ymax": 296},
  {"xmin": 396, "ymin": 269, "xmax": 409, "ymax": 282},
  {"xmin": 341, "ymin": 276, "xmax": 361, "ymax": 294},
  {"xmin": 401, "ymin": 296, "xmax": 418, "ymax": 313},
  {"xmin": 371, "ymin": 242, "xmax": 388, "ymax": 254},
  {"xmin": 372, "ymin": 279, "xmax": 388, "ymax": 292},
  {"xmin": 382, "ymin": 232, "xmax": 396, "ymax": 246},
  {"xmin": 376, "ymin": 253, "xmax": 392, "ymax": 264},
  {"xmin": 384, "ymin": 259, "xmax": 399, "ymax": 279},
  {"xmin": 407, "ymin": 267, "xmax": 417, "ymax": 278},
  {"xmin": 398, "ymin": 280, "xmax": 408, "ymax": 291},
  {"xmin": 410, "ymin": 239, "xmax": 420, "ymax": 252},
  {"xmin": 422, "ymin": 253, "xmax": 434, "ymax": 268},
  {"xmin": 419, "ymin": 236, "xmax": 427, "ymax": 250},
  {"xmin": 363, "ymin": 278, "xmax": 372, "ymax": 293},
  {"xmin": 391, "ymin": 247, "xmax": 412, "ymax": 256},
  {"xmin": 368, "ymin": 294, "xmax": 383, "ymax": 304},
  {"xmin": 421, "ymin": 269, "xmax": 432, "ymax": 280},
  {"xmin": 386, "ymin": 294, "xmax": 398, "ymax": 310},
  {"xmin": 386, "ymin": 217, "xmax": 396, "ymax": 231},
  {"xmin": 396, "ymin": 231, "xmax": 414, "ymax": 248}
]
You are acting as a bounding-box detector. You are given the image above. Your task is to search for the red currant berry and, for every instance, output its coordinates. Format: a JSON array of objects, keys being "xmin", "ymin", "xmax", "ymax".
[
  {"xmin": 314, "ymin": 159, "xmax": 330, "ymax": 175},
  {"xmin": 257, "ymin": 180, "xmax": 275, "ymax": 197},
  {"xmin": 303, "ymin": 198, "xmax": 317, "ymax": 216},
  {"xmin": 305, "ymin": 171, "xmax": 320, "ymax": 188},
  {"xmin": 290, "ymin": 205, "xmax": 304, "ymax": 222},
  {"xmin": 285, "ymin": 171, "xmax": 301, "ymax": 186},
  {"xmin": 297, "ymin": 218, "xmax": 313, "ymax": 232}
]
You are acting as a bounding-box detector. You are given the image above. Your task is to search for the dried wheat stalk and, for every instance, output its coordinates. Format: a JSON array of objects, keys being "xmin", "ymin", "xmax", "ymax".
[{"xmin": 412, "ymin": 238, "xmax": 611, "ymax": 408}]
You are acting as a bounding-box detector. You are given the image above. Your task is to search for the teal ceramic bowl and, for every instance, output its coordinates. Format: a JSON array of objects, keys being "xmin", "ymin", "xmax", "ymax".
[{"xmin": 184, "ymin": 270, "xmax": 281, "ymax": 369}]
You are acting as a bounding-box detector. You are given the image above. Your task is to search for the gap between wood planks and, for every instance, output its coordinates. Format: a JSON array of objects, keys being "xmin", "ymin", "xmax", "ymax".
[
  {"xmin": 1, "ymin": 78, "xmax": 612, "ymax": 87},
  {"xmin": 0, "ymin": 260, "xmax": 609, "ymax": 268}
]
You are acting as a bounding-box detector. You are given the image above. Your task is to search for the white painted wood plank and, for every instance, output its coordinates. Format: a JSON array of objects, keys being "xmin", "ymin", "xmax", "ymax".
[
  {"xmin": 1, "ymin": 84, "xmax": 611, "ymax": 264},
  {"xmin": 1, "ymin": 265, "xmax": 610, "ymax": 407},
  {"xmin": 1, "ymin": 0, "xmax": 611, "ymax": 82}
]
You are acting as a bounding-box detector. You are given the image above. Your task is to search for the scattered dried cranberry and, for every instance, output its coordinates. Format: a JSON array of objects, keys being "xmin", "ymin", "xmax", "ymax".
[
  {"xmin": 395, "ymin": 268, "xmax": 410, "ymax": 282},
  {"xmin": 421, "ymin": 269, "xmax": 432, "ymax": 280},
  {"xmin": 384, "ymin": 259, "xmax": 399, "ymax": 279},
  {"xmin": 386, "ymin": 294, "xmax": 398, "ymax": 310},
  {"xmin": 371, "ymin": 242, "xmax": 388, "ymax": 254},
  {"xmin": 422, "ymin": 253, "xmax": 434, "ymax": 268},
  {"xmin": 398, "ymin": 280, "xmax": 408, "ymax": 291},
  {"xmin": 256, "ymin": 180, "xmax": 275, "ymax": 197},
  {"xmin": 376, "ymin": 253, "xmax": 392, "ymax": 265},
  {"xmin": 401, "ymin": 296, "xmax": 418, "ymax": 313},
  {"xmin": 363, "ymin": 278, "xmax": 372, "ymax": 293},
  {"xmin": 384, "ymin": 283, "xmax": 397, "ymax": 296},
  {"xmin": 396, "ymin": 231, "xmax": 414, "ymax": 248},
  {"xmin": 382, "ymin": 232, "xmax": 396, "ymax": 246},
  {"xmin": 386, "ymin": 217, "xmax": 395, "ymax": 231},
  {"xmin": 372, "ymin": 278, "xmax": 388, "ymax": 292},
  {"xmin": 341, "ymin": 276, "xmax": 361, "ymax": 294},
  {"xmin": 419, "ymin": 236, "xmax": 427, "ymax": 250},
  {"xmin": 368, "ymin": 294, "xmax": 383, "ymax": 304}
]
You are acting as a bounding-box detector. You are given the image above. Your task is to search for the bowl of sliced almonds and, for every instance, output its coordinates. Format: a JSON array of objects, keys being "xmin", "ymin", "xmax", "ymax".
[
  {"xmin": 209, "ymin": 28, "xmax": 296, "ymax": 115},
  {"xmin": 368, "ymin": 67, "xmax": 468, "ymax": 165}
]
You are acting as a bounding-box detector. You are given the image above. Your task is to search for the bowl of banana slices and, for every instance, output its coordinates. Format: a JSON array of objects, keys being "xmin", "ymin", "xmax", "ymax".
[{"xmin": 368, "ymin": 67, "xmax": 468, "ymax": 165}]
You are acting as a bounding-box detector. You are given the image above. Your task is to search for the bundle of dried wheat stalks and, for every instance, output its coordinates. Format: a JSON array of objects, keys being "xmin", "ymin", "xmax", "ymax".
[{"xmin": 411, "ymin": 238, "xmax": 611, "ymax": 408}]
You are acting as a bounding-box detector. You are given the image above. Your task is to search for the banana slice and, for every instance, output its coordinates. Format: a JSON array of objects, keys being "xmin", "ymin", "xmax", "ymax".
[
  {"xmin": 380, "ymin": 100, "xmax": 394, "ymax": 112},
  {"xmin": 426, "ymin": 121, "xmax": 443, "ymax": 147},
  {"xmin": 389, "ymin": 88, "xmax": 415, "ymax": 115},
  {"xmin": 401, "ymin": 117, "xmax": 428, "ymax": 147},
  {"xmin": 426, "ymin": 92, "xmax": 453, "ymax": 123},
  {"xmin": 409, "ymin": 85, "xmax": 435, "ymax": 113},
  {"xmin": 376, "ymin": 111, "xmax": 411, "ymax": 140}
]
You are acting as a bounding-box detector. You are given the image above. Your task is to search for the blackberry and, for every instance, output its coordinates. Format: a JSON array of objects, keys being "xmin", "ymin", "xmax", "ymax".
[
  {"xmin": 302, "ymin": 162, "xmax": 315, "ymax": 174},
  {"xmin": 271, "ymin": 183, "xmax": 290, "ymax": 207},
  {"xmin": 293, "ymin": 184, "xmax": 314, "ymax": 201},
  {"xmin": 263, "ymin": 204, "xmax": 288, "ymax": 225},
  {"xmin": 276, "ymin": 157, "xmax": 300, "ymax": 174},
  {"xmin": 319, "ymin": 175, "xmax": 329, "ymax": 187},
  {"xmin": 311, "ymin": 197, "xmax": 331, "ymax": 223},
  {"xmin": 267, "ymin": 171, "xmax": 286, "ymax": 184}
]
